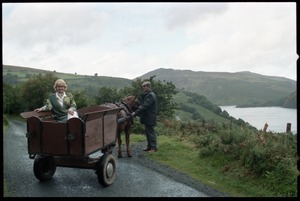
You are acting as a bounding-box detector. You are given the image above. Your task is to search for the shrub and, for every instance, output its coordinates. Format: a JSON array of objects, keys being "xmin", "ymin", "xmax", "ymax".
[
  {"xmin": 3, "ymin": 115, "xmax": 9, "ymax": 126},
  {"xmin": 152, "ymin": 118, "xmax": 298, "ymax": 196}
]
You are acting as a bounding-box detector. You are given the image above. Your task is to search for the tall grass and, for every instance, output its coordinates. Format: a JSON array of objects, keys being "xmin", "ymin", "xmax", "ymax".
[{"xmin": 131, "ymin": 119, "xmax": 298, "ymax": 197}]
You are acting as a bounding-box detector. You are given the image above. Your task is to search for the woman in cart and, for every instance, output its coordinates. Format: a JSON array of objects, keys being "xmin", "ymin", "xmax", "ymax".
[{"xmin": 34, "ymin": 78, "xmax": 78, "ymax": 122}]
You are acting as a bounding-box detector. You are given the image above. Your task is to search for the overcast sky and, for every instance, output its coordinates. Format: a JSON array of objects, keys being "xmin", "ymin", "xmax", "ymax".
[{"xmin": 2, "ymin": 2, "xmax": 297, "ymax": 80}]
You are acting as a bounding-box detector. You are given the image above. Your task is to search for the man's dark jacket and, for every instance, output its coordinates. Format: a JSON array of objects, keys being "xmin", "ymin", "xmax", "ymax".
[{"xmin": 135, "ymin": 91, "xmax": 157, "ymax": 126}]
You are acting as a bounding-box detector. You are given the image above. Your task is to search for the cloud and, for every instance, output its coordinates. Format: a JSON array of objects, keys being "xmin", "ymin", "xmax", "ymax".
[
  {"xmin": 164, "ymin": 3, "xmax": 229, "ymax": 30},
  {"xmin": 3, "ymin": 3, "xmax": 109, "ymax": 51},
  {"xmin": 165, "ymin": 3, "xmax": 297, "ymax": 78},
  {"xmin": 2, "ymin": 2, "xmax": 297, "ymax": 80}
]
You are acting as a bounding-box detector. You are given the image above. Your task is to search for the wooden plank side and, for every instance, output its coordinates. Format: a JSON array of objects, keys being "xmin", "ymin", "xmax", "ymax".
[
  {"xmin": 42, "ymin": 122, "xmax": 68, "ymax": 155},
  {"xmin": 24, "ymin": 106, "xmax": 121, "ymax": 158},
  {"xmin": 27, "ymin": 116, "xmax": 43, "ymax": 155},
  {"xmin": 67, "ymin": 118, "xmax": 85, "ymax": 156},
  {"xmin": 20, "ymin": 111, "xmax": 52, "ymax": 119},
  {"xmin": 103, "ymin": 108, "xmax": 120, "ymax": 146},
  {"xmin": 82, "ymin": 107, "xmax": 121, "ymax": 155},
  {"xmin": 84, "ymin": 114, "xmax": 104, "ymax": 155},
  {"xmin": 78, "ymin": 106, "xmax": 111, "ymax": 118}
]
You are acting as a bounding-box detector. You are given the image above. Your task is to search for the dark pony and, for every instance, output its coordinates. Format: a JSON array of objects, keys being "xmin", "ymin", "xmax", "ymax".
[{"xmin": 101, "ymin": 96, "xmax": 139, "ymax": 158}]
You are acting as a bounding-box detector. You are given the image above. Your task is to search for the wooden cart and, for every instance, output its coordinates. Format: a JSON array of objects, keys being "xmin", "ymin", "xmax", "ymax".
[{"xmin": 20, "ymin": 106, "xmax": 122, "ymax": 187}]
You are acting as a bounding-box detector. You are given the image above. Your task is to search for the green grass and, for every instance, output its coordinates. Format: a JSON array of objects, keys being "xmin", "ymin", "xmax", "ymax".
[{"xmin": 129, "ymin": 134, "xmax": 297, "ymax": 197}]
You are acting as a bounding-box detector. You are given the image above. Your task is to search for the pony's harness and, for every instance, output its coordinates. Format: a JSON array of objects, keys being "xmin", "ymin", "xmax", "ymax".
[
  {"xmin": 113, "ymin": 101, "xmax": 134, "ymax": 124},
  {"xmin": 115, "ymin": 101, "xmax": 133, "ymax": 115}
]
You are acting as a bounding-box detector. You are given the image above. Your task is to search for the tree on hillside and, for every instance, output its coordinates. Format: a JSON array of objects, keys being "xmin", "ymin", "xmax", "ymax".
[
  {"xmin": 281, "ymin": 91, "xmax": 297, "ymax": 108},
  {"xmin": 3, "ymin": 83, "xmax": 24, "ymax": 114},
  {"xmin": 185, "ymin": 91, "xmax": 223, "ymax": 115},
  {"xmin": 21, "ymin": 73, "xmax": 58, "ymax": 111},
  {"xmin": 3, "ymin": 73, "xmax": 18, "ymax": 84},
  {"xmin": 71, "ymin": 90, "xmax": 89, "ymax": 109},
  {"xmin": 94, "ymin": 86, "xmax": 122, "ymax": 104},
  {"xmin": 93, "ymin": 76, "xmax": 178, "ymax": 119}
]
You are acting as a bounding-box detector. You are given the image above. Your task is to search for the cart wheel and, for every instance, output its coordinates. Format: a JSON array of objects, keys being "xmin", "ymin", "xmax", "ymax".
[
  {"xmin": 33, "ymin": 155, "xmax": 56, "ymax": 181},
  {"xmin": 96, "ymin": 153, "xmax": 116, "ymax": 187}
]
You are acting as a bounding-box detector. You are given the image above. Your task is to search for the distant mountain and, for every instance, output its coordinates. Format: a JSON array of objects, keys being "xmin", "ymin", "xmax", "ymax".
[
  {"xmin": 2, "ymin": 64, "xmax": 248, "ymax": 126},
  {"xmin": 137, "ymin": 68, "xmax": 296, "ymax": 106},
  {"xmin": 2, "ymin": 65, "xmax": 132, "ymax": 97},
  {"xmin": 3, "ymin": 65, "xmax": 296, "ymax": 107}
]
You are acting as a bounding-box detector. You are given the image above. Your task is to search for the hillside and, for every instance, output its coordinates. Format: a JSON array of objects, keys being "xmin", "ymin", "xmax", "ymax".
[
  {"xmin": 3, "ymin": 65, "xmax": 296, "ymax": 108},
  {"xmin": 138, "ymin": 68, "xmax": 296, "ymax": 106},
  {"xmin": 280, "ymin": 91, "xmax": 297, "ymax": 108},
  {"xmin": 173, "ymin": 90, "xmax": 231, "ymax": 124},
  {"xmin": 3, "ymin": 65, "xmax": 132, "ymax": 97}
]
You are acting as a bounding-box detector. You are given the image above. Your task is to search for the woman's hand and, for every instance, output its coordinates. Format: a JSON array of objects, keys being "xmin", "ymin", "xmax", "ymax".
[
  {"xmin": 34, "ymin": 108, "xmax": 43, "ymax": 112},
  {"xmin": 68, "ymin": 108, "xmax": 75, "ymax": 115}
]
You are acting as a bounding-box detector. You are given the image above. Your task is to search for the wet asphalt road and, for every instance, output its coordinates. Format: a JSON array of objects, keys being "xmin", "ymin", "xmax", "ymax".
[{"xmin": 3, "ymin": 119, "xmax": 228, "ymax": 197}]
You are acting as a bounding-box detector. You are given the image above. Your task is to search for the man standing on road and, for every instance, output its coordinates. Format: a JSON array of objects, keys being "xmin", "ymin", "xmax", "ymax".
[{"xmin": 132, "ymin": 81, "xmax": 158, "ymax": 153}]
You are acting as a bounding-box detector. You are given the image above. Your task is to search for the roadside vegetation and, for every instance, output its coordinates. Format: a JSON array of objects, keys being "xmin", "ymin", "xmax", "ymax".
[
  {"xmin": 3, "ymin": 70, "xmax": 298, "ymax": 197},
  {"xmin": 129, "ymin": 119, "xmax": 298, "ymax": 197}
]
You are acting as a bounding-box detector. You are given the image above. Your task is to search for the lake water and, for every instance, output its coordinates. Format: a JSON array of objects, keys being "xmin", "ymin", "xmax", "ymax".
[{"xmin": 219, "ymin": 106, "xmax": 297, "ymax": 134}]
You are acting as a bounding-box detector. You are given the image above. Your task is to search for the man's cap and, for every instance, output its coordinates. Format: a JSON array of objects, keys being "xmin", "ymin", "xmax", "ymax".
[{"xmin": 142, "ymin": 81, "xmax": 151, "ymax": 87}]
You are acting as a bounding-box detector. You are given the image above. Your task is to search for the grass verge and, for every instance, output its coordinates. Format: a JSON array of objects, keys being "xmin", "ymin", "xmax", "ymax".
[{"xmin": 129, "ymin": 134, "xmax": 295, "ymax": 197}]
